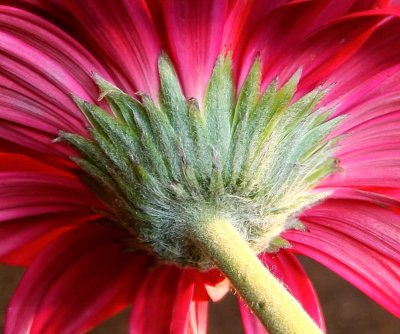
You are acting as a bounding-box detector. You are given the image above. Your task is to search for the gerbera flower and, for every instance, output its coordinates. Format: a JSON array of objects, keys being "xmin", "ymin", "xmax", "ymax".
[{"xmin": 1, "ymin": 0, "xmax": 400, "ymax": 333}]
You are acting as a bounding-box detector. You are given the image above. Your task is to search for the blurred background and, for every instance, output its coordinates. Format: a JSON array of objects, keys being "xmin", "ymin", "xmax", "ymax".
[{"xmin": 1, "ymin": 256, "xmax": 399, "ymax": 333}]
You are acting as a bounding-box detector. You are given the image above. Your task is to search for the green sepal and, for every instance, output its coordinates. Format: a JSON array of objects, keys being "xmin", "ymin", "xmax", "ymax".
[
  {"xmin": 227, "ymin": 58, "xmax": 262, "ymax": 184},
  {"xmin": 187, "ymin": 98, "xmax": 212, "ymax": 179},
  {"xmin": 61, "ymin": 54, "xmax": 342, "ymax": 269},
  {"xmin": 261, "ymin": 69, "xmax": 302, "ymax": 142},
  {"xmin": 268, "ymin": 236, "xmax": 292, "ymax": 252},
  {"xmin": 203, "ymin": 54, "xmax": 234, "ymax": 163}
]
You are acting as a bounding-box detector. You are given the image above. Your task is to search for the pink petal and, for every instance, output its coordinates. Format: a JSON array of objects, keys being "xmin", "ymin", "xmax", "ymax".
[
  {"xmin": 129, "ymin": 266, "xmax": 207, "ymax": 334},
  {"xmin": 199, "ymin": 268, "xmax": 230, "ymax": 302},
  {"xmin": 0, "ymin": 6, "xmax": 104, "ymax": 155},
  {"xmin": 0, "ymin": 2, "xmax": 171, "ymax": 157},
  {"xmin": 0, "ymin": 213, "xmax": 81, "ymax": 266},
  {"xmin": 300, "ymin": 199, "xmax": 400, "ymax": 264},
  {"xmin": 204, "ymin": 278, "xmax": 231, "ymax": 303},
  {"xmin": 158, "ymin": 0, "xmax": 227, "ymax": 101},
  {"xmin": 322, "ymin": 159, "xmax": 400, "ymax": 188},
  {"xmin": 221, "ymin": 0, "xmax": 254, "ymax": 52},
  {"xmin": 349, "ymin": 0, "xmax": 394, "ymax": 10},
  {"xmin": 10, "ymin": 0, "xmax": 161, "ymax": 97},
  {"xmin": 0, "ymin": 157, "xmax": 101, "ymax": 264},
  {"xmin": 6, "ymin": 224, "xmax": 148, "ymax": 334},
  {"xmin": 0, "ymin": 172, "xmax": 100, "ymax": 221},
  {"xmin": 294, "ymin": 8, "xmax": 400, "ymax": 95},
  {"xmin": 325, "ymin": 188, "xmax": 400, "ymax": 208},
  {"xmin": 232, "ymin": 1, "xmax": 388, "ymax": 89},
  {"xmin": 322, "ymin": 13, "xmax": 400, "ymax": 116},
  {"xmin": 312, "ymin": 18, "xmax": 400, "ymax": 189},
  {"xmin": 0, "ymin": 152, "xmax": 74, "ymax": 176},
  {"xmin": 286, "ymin": 203, "xmax": 400, "ymax": 317},
  {"xmin": 238, "ymin": 250, "xmax": 325, "ymax": 334},
  {"xmin": 239, "ymin": 304, "xmax": 268, "ymax": 334},
  {"xmin": 171, "ymin": 271, "xmax": 208, "ymax": 334},
  {"xmin": 290, "ymin": 12, "xmax": 385, "ymax": 93},
  {"xmin": 185, "ymin": 298, "xmax": 208, "ymax": 334}
]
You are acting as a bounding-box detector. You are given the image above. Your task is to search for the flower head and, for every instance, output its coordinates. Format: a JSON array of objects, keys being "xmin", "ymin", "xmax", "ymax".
[{"xmin": 1, "ymin": 1, "xmax": 400, "ymax": 333}]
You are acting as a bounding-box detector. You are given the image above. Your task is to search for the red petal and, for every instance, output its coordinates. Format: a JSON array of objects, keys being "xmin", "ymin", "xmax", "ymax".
[
  {"xmin": 0, "ymin": 168, "xmax": 100, "ymax": 265},
  {"xmin": 239, "ymin": 303, "xmax": 269, "ymax": 334},
  {"xmin": 185, "ymin": 287, "xmax": 208, "ymax": 334},
  {"xmin": 171, "ymin": 271, "xmax": 207, "ymax": 334},
  {"xmin": 204, "ymin": 278, "xmax": 231, "ymax": 303},
  {"xmin": 129, "ymin": 266, "xmax": 207, "ymax": 334},
  {"xmin": 198, "ymin": 268, "xmax": 230, "ymax": 302},
  {"xmin": 8, "ymin": 0, "xmax": 161, "ymax": 97},
  {"xmin": 238, "ymin": 250, "xmax": 325, "ymax": 334},
  {"xmin": 232, "ymin": 1, "xmax": 388, "ymax": 89},
  {"xmin": 323, "ymin": 14, "xmax": 400, "ymax": 118},
  {"xmin": 0, "ymin": 6, "xmax": 104, "ymax": 156},
  {"xmin": 0, "ymin": 152, "xmax": 74, "ymax": 176},
  {"xmin": 6, "ymin": 224, "xmax": 149, "ymax": 334},
  {"xmin": 158, "ymin": 0, "xmax": 227, "ymax": 101},
  {"xmin": 286, "ymin": 204, "xmax": 400, "ymax": 317},
  {"xmin": 0, "ymin": 213, "xmax": 80, "ymax": 266},
  {"xmin": 300, "ymin": 199, "xmax": 400, "ymax": 262}
]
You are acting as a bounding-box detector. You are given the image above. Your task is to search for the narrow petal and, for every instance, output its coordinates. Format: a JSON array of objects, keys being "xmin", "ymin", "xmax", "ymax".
[
  {"xmin": 171, "ymin": 271, "xmax": 208, "ymax": 334},
  {"xmin": 300, "ymin": 199, "xmax": 400, "ymax": 266},
  {"xmin": 129, "ymin": 266, "xmax": 207, "ymax": 334},
  {"xmin": 200, "ymin": 268, "xmax": 230, "ymax": 302},
  {"xmin": 0, "ymin": 152, "xmax": 74, "ymax": 176},
  {"xmin": 0, "ymin": 6, "xmax": 105, "ymax": 156},
  {"xmin": 222, "ymin": 0, "xmax": 254, "ymax": 52},
  {"xmin": 0, "ymin": 154, "xmax": 100, "ymax": 265},
  {"xmin": 0, "ymin": 212, "xmax": 82, "ymax": 266},
  {"xmin": 232, "ymin": 1, "xmax": 388, "ymax": 89},
  {"xmin": 185, "ymin": 290, "xmax": 208, "ymax": 334},
  {"xmin": 159, "ymin": 0, "xmax": 228, "ymax": 101},
  {"xmin": 10, "ymin": 0, "xmax": 161, "ymax": 97},
  {"xmin": 325, "ymin": 188, "xmax": 400, "ymax": 208},
  {"xmin": 286, "ymin": 202, "xmax": 400, "ymax": 317},
  {"xmin": 238, "ymin": 251, "xmax": 325, "ymax": 334},
  {"xmin": 323, "ymin": 15, "xmax": 400, "ymax": 117},
  {"xmin": 6, "ymin": 224, "xmax": 148, "ymax": 334},
  {"xmin": 286, "ymin": 11, "xmax": 390, "ymax": 93},
  {"xmin": 239, "ymin": 306, "xmax": 268, "ymax": 334}
]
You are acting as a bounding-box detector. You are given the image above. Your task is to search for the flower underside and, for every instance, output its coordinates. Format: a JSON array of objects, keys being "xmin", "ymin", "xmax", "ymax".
[{"xmin": 60, "ymin": 53, "xmax": 341, "ymax": 269}]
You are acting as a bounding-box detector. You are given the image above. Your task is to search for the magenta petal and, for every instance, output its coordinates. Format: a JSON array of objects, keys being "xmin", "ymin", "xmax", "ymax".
[
  {"xmin": 0, "ymin": 168, "xmax": 101, "ymax": 265},
  {"xmin": 170, "ymin": 271, "xmax": 207, "ymax": 334},
  {"xmin": 159, "ymin": 0, "xmax": 227, "ymax": 101},
  {"xmin": 321, "ymin": 14, "xmax": 400, "ymax": 115},
  {"xmin": 234, "ymin": 1, "xmax": 387, "ymax": 89},
  {"xmin": 185, "ymin": 298, "xmax": 208, "ymax": 334},
  {"xmin": 0, "ymin": 213, "xmax": 79, "ymax": 266},
  {"xmin": 324, "ymin": 188, "xmax": 400, "ymax": 208},
  {"xmin": 5, "ymin": 224, "xmax": 147, "ymax": 334},
  {"xmin": 0, "ymin": 152, "xmax": 75, "ymax": 175},
  {"xmin": 0, "ymin": 2, "xmax": 160, "ymax": 155},
  {"xmin": 129, "ymin": 266, "xmax": 206, "ymax": 334},
  {"xmin": 0, "ymin": 172, "xmax": 98, "ymax": 225},
  {"xmin": 0, "ymin": 7, "xmax": 103, "ymax": 155},
  {"xmin": 286, "ymin": 220, "xmax": 400, "ymax": 317},
  {"xmin": 10, "ymin": 0, "xmax": 161, "ymax": 97},
  {"xmin": 239, "ymin": 250, "xmax": 325, "ymax": 334},
  {"xmin": 239, "ymin": 303, "xmax": 268, "ymax": 334},
  {"xmin": 301, "ymin": 199, "xmax": 400, "ymax": 262}
]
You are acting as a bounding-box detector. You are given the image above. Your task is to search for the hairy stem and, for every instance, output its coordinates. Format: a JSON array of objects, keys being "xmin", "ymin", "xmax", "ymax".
[{"xmin": 187, "ymin": 217, "xmax": 322, "ymax": 334}]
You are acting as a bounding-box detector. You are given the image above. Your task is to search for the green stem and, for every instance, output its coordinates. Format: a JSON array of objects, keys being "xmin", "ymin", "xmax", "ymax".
[{"xmin": 187, "ymin": 217, "xmax": 322, "ymax": 334}]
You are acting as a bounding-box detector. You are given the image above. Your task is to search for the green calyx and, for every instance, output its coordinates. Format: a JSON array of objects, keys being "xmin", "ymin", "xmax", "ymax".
[{"xmin": 59, "ymin": 53, "xmax": 342, "ymax": 269}]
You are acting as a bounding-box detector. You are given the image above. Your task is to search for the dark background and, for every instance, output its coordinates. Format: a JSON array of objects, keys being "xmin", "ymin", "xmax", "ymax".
[{"xmin": 1, "ymin": 256, "xmax": 399, "ymax": 333}]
